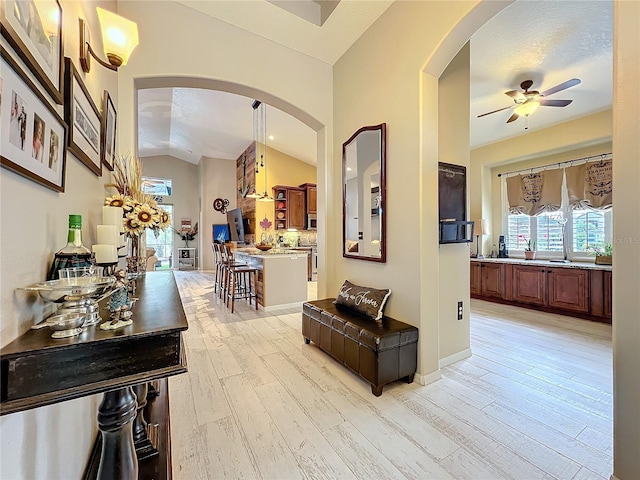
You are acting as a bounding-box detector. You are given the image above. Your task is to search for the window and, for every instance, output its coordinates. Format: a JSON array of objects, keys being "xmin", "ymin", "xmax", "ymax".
[
  {"xmin": 142, "ymin": 177, "xmax": 172, "ymax": 196},
  {"xmin": 572, "ymin": 208, "xmax": 612, "ymax": 253},
  {"xmin": 506, "ymin": 207, "xmax": 612, "ymax": 257},
  {"xmin": 506, "ymin": 214, "xmax": 530, "ymax": 250},
  {"xmin": 145, "ymin": 204, "xmax": 174, "ymax": 269}
]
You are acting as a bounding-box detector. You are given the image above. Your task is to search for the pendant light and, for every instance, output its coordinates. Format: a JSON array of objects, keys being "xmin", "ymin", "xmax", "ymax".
[
  {"xmin": 257, "ymin": 102, "xmax": 273, "ymax": 202},
  {"xmin": 245, "ymin": 101, "xmax": 261, "ymax": 198}
]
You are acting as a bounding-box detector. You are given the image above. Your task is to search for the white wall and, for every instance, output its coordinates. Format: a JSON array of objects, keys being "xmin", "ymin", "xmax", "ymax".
[
  {"xmin": 115, "ymin": 0, "xmax": 332, "ymax": 291},
  {"xmin": 140, "ymin": 155, "xmax": 200, "ymax": 264},
  {"xmin": 332, "ymin": 0, "xmax": 505, "ymax": 380},
  {"xmin": 200, "ymin": 157, "xmax": 237, "ymax": 271},
  {"xmin": 1, "ymin": 1, "xmax": 118, "ymax": 477},
  {"xmin": 438, "ymin": 43, "xmax": 471, "ymax": 362},
  {"xmin": 612, "ymin": 1, "xmax": 640, "ymax": 478}
]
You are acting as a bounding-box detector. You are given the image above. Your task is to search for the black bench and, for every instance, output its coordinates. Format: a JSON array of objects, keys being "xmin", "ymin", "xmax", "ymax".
[{"xmin": 302, "ymin": 299, "xmax": 418, "ymax": 396}]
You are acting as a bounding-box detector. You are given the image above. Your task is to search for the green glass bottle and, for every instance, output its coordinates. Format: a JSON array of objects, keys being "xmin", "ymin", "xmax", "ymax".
[{"xmin": 47, "ymin": 215, "xmax": 93, "ymax": 280}]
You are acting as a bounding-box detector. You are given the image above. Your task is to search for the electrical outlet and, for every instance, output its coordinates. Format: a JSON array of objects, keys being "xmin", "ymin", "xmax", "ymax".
[{"xmin": 457, "ymin": 301, "xmax": 463, "ymax": 320}]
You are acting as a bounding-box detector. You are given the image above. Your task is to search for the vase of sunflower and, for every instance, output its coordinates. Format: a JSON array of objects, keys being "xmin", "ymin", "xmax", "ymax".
[{"xmin": 105, "ymin": 154, "xmax": 171, "ymax": 274}]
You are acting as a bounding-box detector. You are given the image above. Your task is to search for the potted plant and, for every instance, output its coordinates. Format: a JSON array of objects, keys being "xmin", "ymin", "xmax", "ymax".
[
  {"xmin": 590, "ymin": 243, "xmax": 613, "ymax": 265},
  {"xmin": 524, "ymin": 239, "xmax": 536, "ymax": 260}
]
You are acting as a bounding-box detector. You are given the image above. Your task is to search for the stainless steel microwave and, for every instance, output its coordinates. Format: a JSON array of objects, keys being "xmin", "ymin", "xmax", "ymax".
[{"xmin": 307, "ymin": 214, "xmax": 317, "ymax": 230}]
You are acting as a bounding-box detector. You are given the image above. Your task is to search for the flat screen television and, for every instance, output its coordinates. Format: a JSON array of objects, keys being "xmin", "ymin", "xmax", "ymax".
[
  {"xmin": 226, "ymin": 208, "xmax": 245, "ymax": 244},
  {"xmin": 212, "ymin": 224, "xmax": 231, "ymax": 243}
]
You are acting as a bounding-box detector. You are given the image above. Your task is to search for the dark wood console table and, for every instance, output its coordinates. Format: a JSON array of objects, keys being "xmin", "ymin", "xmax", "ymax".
[{"xmin": 0, "ymin": 271, "xmax": 188, "ymax": 479}]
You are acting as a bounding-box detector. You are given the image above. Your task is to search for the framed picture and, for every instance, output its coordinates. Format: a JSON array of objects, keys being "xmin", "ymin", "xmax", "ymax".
[
  {"xmin": 101, "ymin": 90, "xmax": 116, "ymax": 171},
  {"xmin": 1, "ymin": 48, "xmax": 67, "ymax": 192},
  {"xmin": 0, "ymin": 0, "xmax": 63, "ymax": 104},
  {"xmin": 63, "ymin": 58, "xmax": 102, "ymax": 176}
]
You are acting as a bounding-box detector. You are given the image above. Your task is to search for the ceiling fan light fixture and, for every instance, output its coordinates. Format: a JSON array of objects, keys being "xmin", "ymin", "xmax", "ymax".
[{"xmin": 514, "ymin": 100, "xmax": 540, "ymax": 117}]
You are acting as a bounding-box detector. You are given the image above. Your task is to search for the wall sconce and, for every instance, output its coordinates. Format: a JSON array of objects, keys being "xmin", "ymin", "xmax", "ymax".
[{"xmin": 80, "ymin": 8, "xmax": 139, "ymax": 73}]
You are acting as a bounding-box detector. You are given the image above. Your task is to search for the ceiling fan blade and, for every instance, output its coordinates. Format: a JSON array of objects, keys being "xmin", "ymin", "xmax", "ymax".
[
  {"xmin": 477, "ymin": 105, "xmax": 514, "ymax": 118},
  {"xmin": 540, "ymin": 78, "xmax": 581, "ymax": 97},
  {"xmin": 540, "ymin": 99, "xmax": 573, "ymax": 107},
  {"xmin": 505, "ymin": 90, "xmax": 525, "ymax": 101},
  {"xmin": 506, "ymin": 112, "xmax": 519, "ymax": 123}
]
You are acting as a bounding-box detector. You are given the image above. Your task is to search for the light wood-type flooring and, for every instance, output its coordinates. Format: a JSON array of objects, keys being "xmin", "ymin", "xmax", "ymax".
[{"xmin": 169, "ymin": 271, "xmax": 612, "ymax": 480}]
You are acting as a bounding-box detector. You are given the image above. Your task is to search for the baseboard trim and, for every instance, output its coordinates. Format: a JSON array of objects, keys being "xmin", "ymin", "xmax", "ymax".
[
  {"xmin": 439, "ymin": 348, "xmax": 472, "ymax": 368},
  {"xmin": 610, "ymin": 475, "xmax": 620, "ymax": 480},
  {"xmin": 415, "ymin": 369, "xmax": 441, "ymax": 386},
  {"xmin": 262, "ymin": 301, "xmax": 305, "ymax": 312}
]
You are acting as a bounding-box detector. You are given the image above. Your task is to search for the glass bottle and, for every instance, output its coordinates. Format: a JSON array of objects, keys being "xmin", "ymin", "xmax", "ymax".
[
  {"xmin": 47, "ymin": 215, "xmax": 93, "ymax": 280},
  {"xmin": 59, "ymin": 214, "xmax": 91, "ymax": 255}
]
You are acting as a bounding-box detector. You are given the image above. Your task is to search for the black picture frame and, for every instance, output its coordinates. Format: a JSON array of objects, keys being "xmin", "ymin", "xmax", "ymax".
[
  {"xmin": 0, "ymin": 0, "xmax": 63, "ymax": 104},
  {"xmin": 63, "ymin": 57, "xmax": 102, "ymax": 176},
  {"xmin": 101, "ymin": 90, "xmax": 116, "ymax": 171},
  {"xmin": 438, "ymin": 162, "xmax": 473, "ymax": 243},
  {"xmin": 1, "ymin": 47, "xmax": 67, "ymax": 192}
]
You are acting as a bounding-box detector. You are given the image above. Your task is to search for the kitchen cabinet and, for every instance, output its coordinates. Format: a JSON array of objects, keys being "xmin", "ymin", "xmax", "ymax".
[
  {"xmin": 300, "ymin": 183, "xmax": 317, "ymax": 214},
  {"xmin": 470, "ymin": 262, "xmax": 503, "ymax": 298},
  {"xmin": 288, "ymin": 188, "xmax": 306, "ymax": 229},
  {"xmin": 273, "ymin": 186, "xmax": 305, "ymax": 230},
  {"xmin": 590, "ymin": 269, "xmax": 612, "ymax": 319},
  {"xmin": 512, "ymin": 264, "xmax": 547, "ymax": 306},
  {"xmin": 512, "ymin": 265, "xmax": 589, "ymax": 313},
  {"xmin": 471, "ymin": 259, "xmax": 611, "ymax": 323},
  {"xmin": 603, "ymin": 270, "xmax": 612, "ymax": 319},
  {"xmin": 547, "ymin": 267, "xmax": 589, "ymax": 313}
]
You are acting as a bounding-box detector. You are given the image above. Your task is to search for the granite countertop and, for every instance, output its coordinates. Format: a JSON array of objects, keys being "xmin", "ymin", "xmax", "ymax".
[
  {"xmin": 471, "ymin": 256, "xmax": 612, "ymax": 271},
  {"xmin": 234, "ymin": 248, "xmax": 309, "ymax": 258}
]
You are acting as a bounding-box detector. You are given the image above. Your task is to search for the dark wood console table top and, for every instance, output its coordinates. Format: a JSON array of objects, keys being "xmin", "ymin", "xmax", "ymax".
[{"xmin": 0, "ymin": 271, "xmax": 188, "ymax": 416}]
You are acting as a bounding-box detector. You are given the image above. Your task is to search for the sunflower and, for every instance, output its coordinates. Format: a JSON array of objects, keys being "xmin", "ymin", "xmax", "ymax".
[
  {"xmin": 132, "ymin": 203, "xmax": 160, "ymax": 228},
  {"xmin": 105, "ymin": 193, "xmax": 127, "ymax": 208},
  {"xmin": 123, "ymin": 213, "xmax": 144, "ymax": 236},
  {"xmin": 157, "ymin": 208, "xmax": 171, "ymax": 230}
]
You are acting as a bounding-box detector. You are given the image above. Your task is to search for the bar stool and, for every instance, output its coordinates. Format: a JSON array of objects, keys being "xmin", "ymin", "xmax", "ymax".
[
  {"xmin": 218, "ymin": 244, "xmax": 245, "ymax": 300},
  {"xmin": 212, "ymin": 243, "xmax": 225, "ymax": 296},
  {"xmin": 226, "ymin": 264, "xmax": 259, "ymax": 313}
]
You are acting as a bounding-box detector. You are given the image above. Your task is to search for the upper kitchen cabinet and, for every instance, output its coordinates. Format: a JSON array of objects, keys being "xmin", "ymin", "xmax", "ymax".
[
  {"xmin": 273, "ymin": 186, "xmax": 305, "ymax": 230},
  {"xmin": 300, "ymin": 183, "xmax": 317, "ymax": 214}
]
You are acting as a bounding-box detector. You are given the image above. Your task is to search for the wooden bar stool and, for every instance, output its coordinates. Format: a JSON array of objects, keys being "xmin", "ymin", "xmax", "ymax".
[
  {"xmin": 218, "ymin": 244, "xmax": 246, "ymax": 300},
  {"xmin": 212, "ymin": 243, "xmax": 224, "ymax": 296},
  {"xmin": 226, "ymin": 265, "xmax": 259, "ymax": 313}
]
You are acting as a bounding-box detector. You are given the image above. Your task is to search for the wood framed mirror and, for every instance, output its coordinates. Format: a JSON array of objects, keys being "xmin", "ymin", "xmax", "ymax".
[{"xmin": 342, "ymin": 123, "xmax": 386, "ymax": 262}]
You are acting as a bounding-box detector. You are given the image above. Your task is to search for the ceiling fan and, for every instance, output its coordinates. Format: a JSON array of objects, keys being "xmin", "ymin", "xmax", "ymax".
[{"xmin": 478, "ymin": 78, "xmax": 581, "ymax": 123}]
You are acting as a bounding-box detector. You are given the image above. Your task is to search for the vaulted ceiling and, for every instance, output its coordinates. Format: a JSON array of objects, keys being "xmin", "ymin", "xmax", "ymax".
[{"xmin": 137, "ymin": 0, "xmax": 613, "ymax": 165}]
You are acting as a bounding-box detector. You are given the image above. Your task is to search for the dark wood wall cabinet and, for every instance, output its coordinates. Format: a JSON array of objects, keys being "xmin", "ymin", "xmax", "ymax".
[
  {"xmin": 471, "ymin": 260, "xmax": 611, "ymax": 323},
  {"xmin": 273, "ymin": 183, "xmax": 316, "ymax": 230},
  {"xmin": 1, "ymin": 271, "xmax": 189, "ymax": 479}
]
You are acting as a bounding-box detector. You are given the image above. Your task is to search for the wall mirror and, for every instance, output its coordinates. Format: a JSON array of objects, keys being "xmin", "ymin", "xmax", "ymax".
[{"xmin": 342, "ymin": 123, "xmax": 386, "ymax": 262}]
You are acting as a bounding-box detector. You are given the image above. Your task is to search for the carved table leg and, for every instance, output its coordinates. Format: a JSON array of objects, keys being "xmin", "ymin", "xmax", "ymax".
[
  {"xmin": 96, "ymin": 387, "xmax": 138, "ymax": 480},
  {"xmin": 146, "ymin": 380, "xmax": 160, "ymax": 401},
  {"xmin": 132, "ymin": 383, "xmax": 159, "ymax": 461}
]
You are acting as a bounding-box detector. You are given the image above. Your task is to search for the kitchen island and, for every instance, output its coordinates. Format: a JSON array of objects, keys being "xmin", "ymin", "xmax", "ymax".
[{"xmin": 234, "ymin": 248, "xmax": 309, "ymax": 311}]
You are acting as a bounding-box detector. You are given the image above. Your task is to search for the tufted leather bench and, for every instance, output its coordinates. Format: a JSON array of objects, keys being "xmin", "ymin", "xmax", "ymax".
[{"xmin": 302, "ymin": 298, "xmax": 418, "ymax": 396}]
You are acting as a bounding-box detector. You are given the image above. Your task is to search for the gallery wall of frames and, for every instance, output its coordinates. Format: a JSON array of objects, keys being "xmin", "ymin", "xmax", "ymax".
[{"xmin": 1, "ymin": 0, "xmax": 117, "ymax": 192}]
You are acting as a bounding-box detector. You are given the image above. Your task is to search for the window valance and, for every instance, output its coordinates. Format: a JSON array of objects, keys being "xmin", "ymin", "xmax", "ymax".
[
  {"xmin": 565, "ymin": 158, "xmax": 612, "ymax": 210},
  {"xmin": 506, "ymin": 169, "xmax": 563, "ymax": 216}
]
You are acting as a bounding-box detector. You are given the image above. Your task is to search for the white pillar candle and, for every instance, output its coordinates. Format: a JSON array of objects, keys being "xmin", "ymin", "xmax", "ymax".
[
  {"xmin": 92, "ymin": 244, "xmax": 117, "ymax": 264},
  {"xmin": 102, "ymin": 206, "xmax": 123, "ymax": 229},
  {"xmin": 96, "ymin": 224, "xmax": 118, "ymax": 246}
]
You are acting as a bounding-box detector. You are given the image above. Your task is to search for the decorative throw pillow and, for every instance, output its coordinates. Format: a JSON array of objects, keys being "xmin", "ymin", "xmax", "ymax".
[{"xmin": 334, "ymin": 280, "xmax": 391, "ymax": 321}]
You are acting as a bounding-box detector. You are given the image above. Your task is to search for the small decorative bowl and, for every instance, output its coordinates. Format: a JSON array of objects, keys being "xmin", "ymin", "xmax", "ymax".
[
  {"xmin": 44, "ymin": 312, "xmax": 86, "ymax": 339},
  {"xmin": 255, "ymin": 243, "xmax": 274, "ymax": 251}
]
